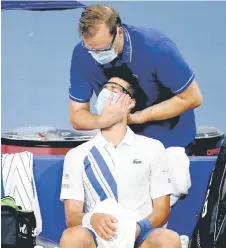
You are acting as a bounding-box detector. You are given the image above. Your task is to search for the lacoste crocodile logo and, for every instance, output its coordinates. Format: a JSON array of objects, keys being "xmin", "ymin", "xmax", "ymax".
[{"xmin": 133, "ymin": 159, "xmax": 142, "ymax": 164}]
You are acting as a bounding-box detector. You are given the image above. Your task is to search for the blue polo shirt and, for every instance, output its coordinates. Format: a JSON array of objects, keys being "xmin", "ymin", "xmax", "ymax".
[{"xmin": 69, "ymin": 24, "xmax": 196, "ymax": 148}]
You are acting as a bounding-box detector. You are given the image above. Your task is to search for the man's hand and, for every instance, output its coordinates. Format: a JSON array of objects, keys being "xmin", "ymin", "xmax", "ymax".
[
  {"xmin": 128, "ymin": 111, "xmax": 146, "ymax": 125},
  {"xmin": 99, "ymin": 94, "xmax": 131, "ymax": 128},
  {"xmin": 90, "ymin": 213, "xmax": 118, "ymax": 241}
]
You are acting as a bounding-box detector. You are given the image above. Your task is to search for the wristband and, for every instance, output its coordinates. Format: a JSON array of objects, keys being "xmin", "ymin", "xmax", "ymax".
[
  {"xmin": 82, "ymin": 213, "xmax": 98, "ymax": 247},
  {"xmin": 82, "ymin": 212, "xmax": 94, "ymax": 226},
  {"xmin": 135, "ymin": 218, "xmax": 153, "ymax": 248}
]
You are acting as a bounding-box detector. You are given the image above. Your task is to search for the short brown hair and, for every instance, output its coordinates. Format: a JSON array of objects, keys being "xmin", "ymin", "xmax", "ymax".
[{"xmin": 79, "ymin": 4, "xmax": 121, "ymax": 39}]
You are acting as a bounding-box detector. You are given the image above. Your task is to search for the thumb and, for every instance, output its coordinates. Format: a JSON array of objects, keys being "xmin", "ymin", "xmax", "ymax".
[
  {"xmin": 128, "ymin": 113, "xmax": 135, "ymax": 124},
  {"xmin": 128, "ymin": 112, "xmax": 133, "ymax": 119}
]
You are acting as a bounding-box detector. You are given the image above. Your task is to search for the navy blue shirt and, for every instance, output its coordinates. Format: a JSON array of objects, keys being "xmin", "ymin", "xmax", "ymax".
[{"xmin": 69, "ymin": 24, "xmax": 196, "ymax": 148}]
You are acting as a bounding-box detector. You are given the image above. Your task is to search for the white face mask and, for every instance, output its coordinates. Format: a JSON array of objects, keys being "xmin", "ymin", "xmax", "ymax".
[
  {"xmin": 89, "ymin": 47, "xmax": 117, "ymax": 65},
  {"xmin": 88, "ymin": 30, "xmax": 118, "ymax": 65},
  {"xmin": 95, "ymin": 88, "xmax": 120, "ymax": 115}
]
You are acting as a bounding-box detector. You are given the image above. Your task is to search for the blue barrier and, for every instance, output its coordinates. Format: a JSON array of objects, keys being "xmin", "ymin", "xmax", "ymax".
[{"xmin": 31, "ymin": 156, "xmax": 216, "ymax": 242}]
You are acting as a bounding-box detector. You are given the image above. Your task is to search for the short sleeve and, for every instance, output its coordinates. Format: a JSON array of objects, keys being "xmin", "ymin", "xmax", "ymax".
[
  {"xmin": 69, "ymin": 47, "xmax": 93, "ymax": 103},
  {"xmin": 150, "ymin": 142, "xmax": 174, "ymax": 199},
  {"xmin": 154, "ymin": 40, "xmax": 195, "ymax": 94},
  {"xmin": 60, "ymin": 149, "xmax": 84, "ymax": 201}
]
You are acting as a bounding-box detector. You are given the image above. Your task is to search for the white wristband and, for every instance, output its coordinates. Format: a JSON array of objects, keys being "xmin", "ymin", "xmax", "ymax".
[{"xmin": 82, "ymin": 212, "xmax": 94, "ymax": 226}]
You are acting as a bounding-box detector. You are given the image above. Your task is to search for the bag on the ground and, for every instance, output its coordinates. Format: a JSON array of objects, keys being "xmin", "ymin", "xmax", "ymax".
[
  {"xmin": 1, "ymin": 196, "xmax": 37, "ymax": 248},
  {"xmin": 189, "ymin": 138, "xmax": 226, "ymax": 248},
  {"xmin": 1, "ymin": 197, "xmax": 17, "ymax": 248}
]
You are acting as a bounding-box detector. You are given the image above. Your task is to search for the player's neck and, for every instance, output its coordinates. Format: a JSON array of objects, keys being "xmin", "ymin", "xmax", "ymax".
[{"xmin": 101, "ymin": 120, "xmax": 127, "ymax": 147}]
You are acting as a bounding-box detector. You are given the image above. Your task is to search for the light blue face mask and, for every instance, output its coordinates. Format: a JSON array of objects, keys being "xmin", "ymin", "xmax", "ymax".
[
  {"xmin": 88, "ymin": 30, "xmax": 118, "ymax": 65},
  {"xmin": 95, "ymin": 88, "xmax": 120, "ymax": 115},
  {"xmin": 89, "ymin": 48, "xmax": 117, "ymax": 65}
]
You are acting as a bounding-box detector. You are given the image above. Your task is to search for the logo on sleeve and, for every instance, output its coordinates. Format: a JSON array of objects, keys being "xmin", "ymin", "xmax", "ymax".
[
  {"xmin": 62, "ymin": 184, "xmax": 70, "ymax": 189},
  {"xmin": 64, "ymin": 173, "xmax": 69, "ymax": 179}
]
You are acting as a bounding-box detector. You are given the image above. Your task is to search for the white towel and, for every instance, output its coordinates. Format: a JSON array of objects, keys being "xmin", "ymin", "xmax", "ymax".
[
  {"xmin": 1, "ymin": 152, "xmax": 42, "ymax": 235},
  {"xmin": 83, "ymin": 198, "xmax": 137, "ymax": 248},
  {"xmin": 166, "ymin": 147, "xmax": 191, "ymax": 206}
]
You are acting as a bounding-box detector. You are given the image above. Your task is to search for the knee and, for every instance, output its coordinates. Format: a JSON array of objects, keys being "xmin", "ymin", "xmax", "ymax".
[
  {"xmin": 60, "ymin": 226, "xmax": 90, "ymax": 247},
  {"xmin": 163, "ymin": 230, "xmax": 181, "ymax": 247},
  {"xmin": 149, "ymin": 229, "xmax": 181, "ymax": 248}
]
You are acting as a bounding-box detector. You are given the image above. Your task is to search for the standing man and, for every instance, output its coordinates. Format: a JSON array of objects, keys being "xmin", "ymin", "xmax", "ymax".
[{"xmin": 69, "ymin": 4, "xmax": 203, "ymax": 148}]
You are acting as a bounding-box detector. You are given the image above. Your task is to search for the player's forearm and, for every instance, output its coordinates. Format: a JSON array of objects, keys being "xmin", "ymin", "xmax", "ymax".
[
  {"xmin": 146, "ymin": 207, "xmax": 170, "ymax": 228},
  {"xmin": 70, "ymin": 109, "xmax": 104, "ymax": 130},
  {"xmin": 66, "ymin": 212, "xmax": 85, "ymax": 228},
  {"xmin": 140, "ymin": 95, "xmax": 199, "ymax": 123}
]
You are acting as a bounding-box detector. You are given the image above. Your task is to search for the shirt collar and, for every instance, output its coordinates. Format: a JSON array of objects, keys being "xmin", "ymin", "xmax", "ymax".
[
  {"xmin": 93, "ymin": 126, "xmax": 135, "ymax": 148},
  {"xmin": 121, "ymin": 24, "xmax": 132, "ymax": 64}
]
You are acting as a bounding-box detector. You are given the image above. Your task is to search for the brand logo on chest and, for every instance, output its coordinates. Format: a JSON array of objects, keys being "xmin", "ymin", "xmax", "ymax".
[{"xmin": 133, "ymin": 159, "xmax": 142, "ymax": 164}]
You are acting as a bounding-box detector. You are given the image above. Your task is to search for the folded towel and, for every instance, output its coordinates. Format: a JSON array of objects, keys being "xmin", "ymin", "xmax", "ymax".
[
  {"xmin": 82, "ymin": 198, "xmax": 137, "ymax": 248},
  {"xmin": 166, "ymin": 147, "xmax": 191, "ymax": 206},
  {"xmin": 1, "ymin": 152, "xmax": 42, "ymax": 235}
]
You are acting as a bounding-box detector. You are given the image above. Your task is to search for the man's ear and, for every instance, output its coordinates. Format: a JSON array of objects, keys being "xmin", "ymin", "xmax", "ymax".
[
  {"xmin": 128, "ymin": 99, "xmax": 136, "ymax": 112},
  {"xmin": 118, "ymin": 27, "xmax": 124, "ymax": 38}
]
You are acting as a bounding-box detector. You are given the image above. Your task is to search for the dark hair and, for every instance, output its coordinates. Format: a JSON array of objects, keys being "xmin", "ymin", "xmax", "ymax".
[
  {"xmin": 79, "ymin": 5, "xmax": 121, "ymax": 38},
  {"xmin": 103, "ymin": 64, "xmax": 148, "ymax": 113}
]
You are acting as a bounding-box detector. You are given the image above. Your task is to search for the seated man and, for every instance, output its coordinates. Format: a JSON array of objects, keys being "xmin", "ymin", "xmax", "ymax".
[{"xmin": 60, "ymin": 77, "xmax": 181, "ymax": 248}]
